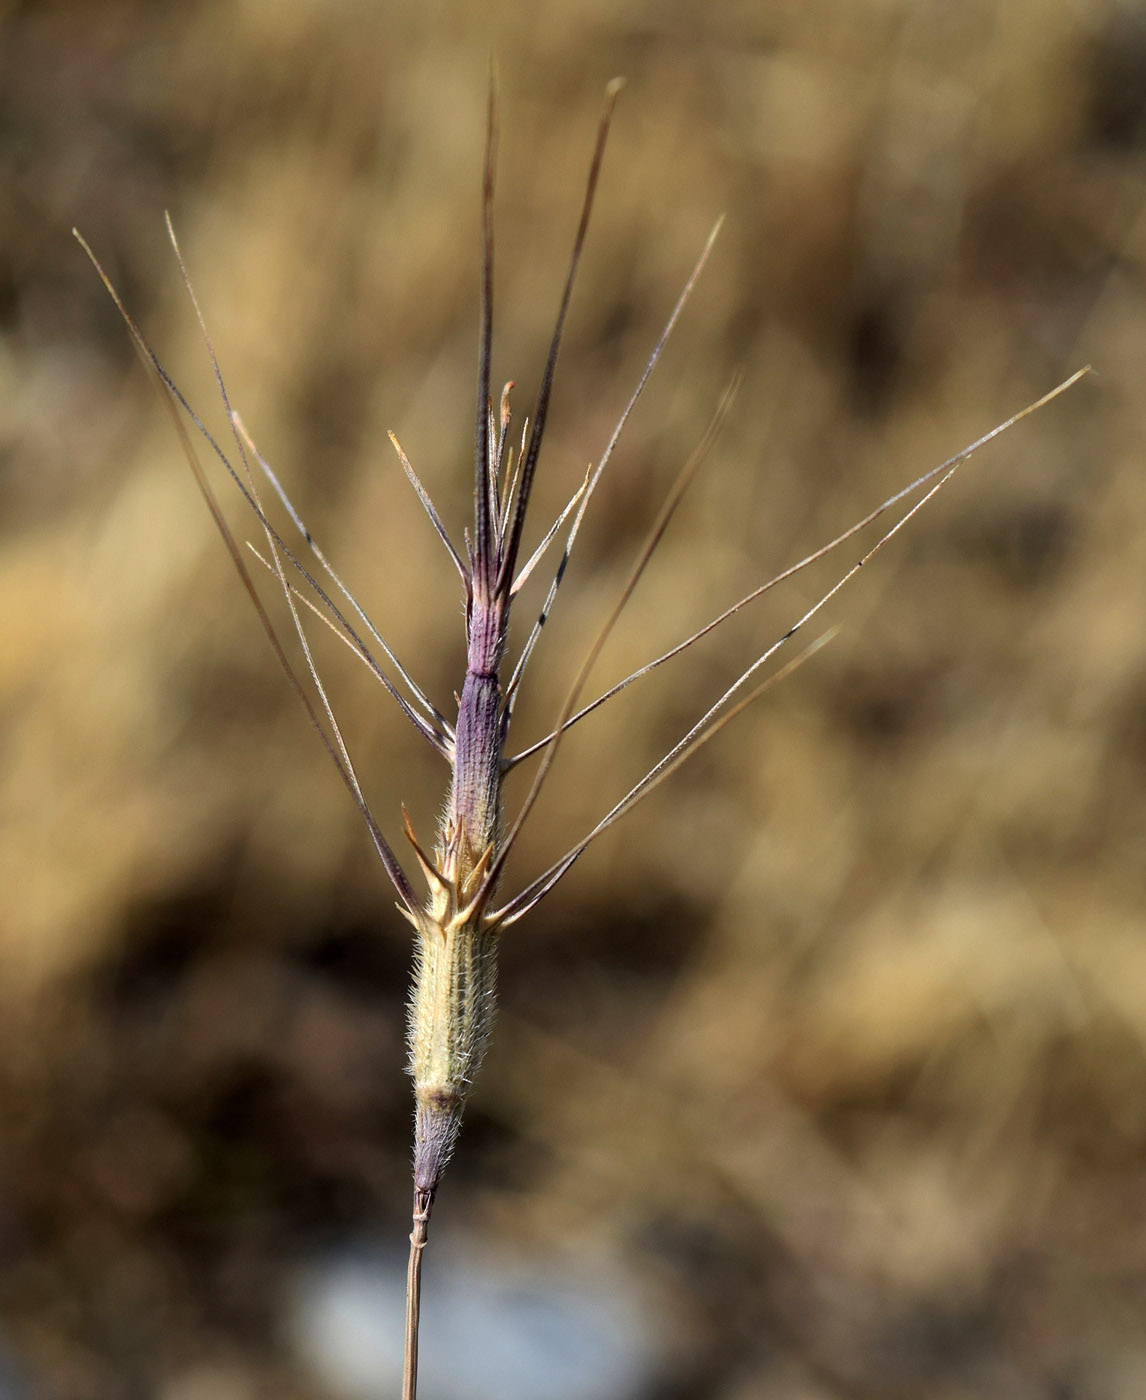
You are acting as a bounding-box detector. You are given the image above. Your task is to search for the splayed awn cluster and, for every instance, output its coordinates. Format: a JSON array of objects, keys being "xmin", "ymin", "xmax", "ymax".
[{"xmin": 77, "ymin": 77, "xmax": 1085, "ymax": 1400}]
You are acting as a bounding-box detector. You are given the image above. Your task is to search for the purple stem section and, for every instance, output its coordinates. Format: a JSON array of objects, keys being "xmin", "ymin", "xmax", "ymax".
[{"xmin": 450, "ymin": 589, "xmax": 507, "ymax": 876}]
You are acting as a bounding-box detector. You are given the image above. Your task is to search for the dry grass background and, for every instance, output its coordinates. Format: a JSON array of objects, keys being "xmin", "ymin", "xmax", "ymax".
[{"xmin": 1, "ymin": 0, "xmax": 1144, "ymax": 1395}]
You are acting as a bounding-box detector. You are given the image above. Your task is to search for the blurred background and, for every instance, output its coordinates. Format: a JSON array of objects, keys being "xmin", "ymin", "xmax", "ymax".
[{"xmin": 1, "ymin": 0, "xmax": 1143, "ymax": 1396}]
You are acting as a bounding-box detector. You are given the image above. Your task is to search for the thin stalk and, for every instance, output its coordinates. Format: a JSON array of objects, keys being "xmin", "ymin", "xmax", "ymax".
[{"xmin": 403, "ymin": 1188, "xmax": 433, "ymax": 1400}]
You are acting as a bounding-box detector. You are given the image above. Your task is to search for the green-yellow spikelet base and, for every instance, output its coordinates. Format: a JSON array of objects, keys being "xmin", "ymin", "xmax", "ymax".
[{"xmin": 406, "ymin": 826, "xmax": 500, "ymax": 1198}]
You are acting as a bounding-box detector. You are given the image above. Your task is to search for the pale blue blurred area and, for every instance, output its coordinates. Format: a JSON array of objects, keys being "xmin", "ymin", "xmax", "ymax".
[
  {"xmin": 290, "ymin": 1235, "xmax": 660, "ymax": 1400},
  {"xmin": 0, "ymin": 1344, "xmax": 34, "ymax": 1400}
]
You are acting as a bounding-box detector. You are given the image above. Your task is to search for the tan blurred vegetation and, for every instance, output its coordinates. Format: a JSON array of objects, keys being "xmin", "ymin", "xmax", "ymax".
[{"xmin": 1, "ymin": 0, "xmax": 1144, "ymax": 1395}]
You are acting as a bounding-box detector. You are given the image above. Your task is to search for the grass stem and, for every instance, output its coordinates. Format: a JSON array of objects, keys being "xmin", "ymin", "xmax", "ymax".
[{"xmin": 403, "ymin": 1188, "xmax": 433, "ymax": 1400}]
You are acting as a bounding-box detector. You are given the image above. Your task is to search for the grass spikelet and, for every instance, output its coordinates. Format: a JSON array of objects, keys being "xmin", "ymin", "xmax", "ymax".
[{"xmin": 75, "ymin": 75, "xmax": 1088, "ymax": 1400}]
